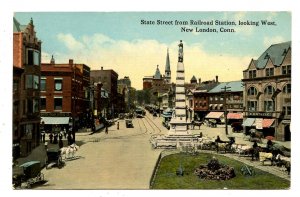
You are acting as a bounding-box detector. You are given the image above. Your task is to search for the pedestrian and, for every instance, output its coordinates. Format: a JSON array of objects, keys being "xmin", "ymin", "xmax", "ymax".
[
  {"xmin": 105, "ymin": 125, "xmax": 108, "ymax": 134},
  {"xmin": 53, "ymin": 133, "xmax": 58, "ymax": 144},
  {"xmin": 49, "ymin": 132, "xmax": 53, "ymax": 144},
  {"xmin": 59, "ymin": 131, "xmax": 63, "ymax": 141},
  {"xmin": 67, "ymin": 133, "xmax": 72, "ymax": 145},
  {"xmin": 58, "ymin": 139, "xmax": 63, "ymax": 149},
  {"xmin": 117, "ymin": 121, "xmax": 119, "ymax": 130},
  {"xmin": 63, "ymin": 128, "xmax": 67, "ymax": 139},
  {"xmin": 42, "ymin": 131, "xmax": 45, "ymax": 143}
]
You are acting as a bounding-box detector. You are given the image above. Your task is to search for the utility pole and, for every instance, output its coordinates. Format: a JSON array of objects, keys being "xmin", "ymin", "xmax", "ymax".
[{"xmin": 221, "ymin": 85, "xmax": 231, "ymax": 135}]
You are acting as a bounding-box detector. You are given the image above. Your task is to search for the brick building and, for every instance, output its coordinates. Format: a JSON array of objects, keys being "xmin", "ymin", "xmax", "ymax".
[
  {"xmin": 13, "ymin": 18, "xmax": 42, "ymax": 158},
  {"xmin": 40, "ymin": 58, "xmax": 91, "ymax": 132},
  {"xmin": 242, "ymin": 41, "xmax": 291, "ymax": 141},
  {"xmin": 206, "ymin": 81, "xmax": 244, "ymax": 124},
  {"xmin": 91, "ymin": 67, "xmax": 119, "ymax": 118}
]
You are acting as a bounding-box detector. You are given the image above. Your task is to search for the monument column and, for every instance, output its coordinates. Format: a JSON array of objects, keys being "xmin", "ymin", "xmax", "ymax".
[{"xmin": 169, "ymin": 40, "xmax": 191, "ymax": 135}]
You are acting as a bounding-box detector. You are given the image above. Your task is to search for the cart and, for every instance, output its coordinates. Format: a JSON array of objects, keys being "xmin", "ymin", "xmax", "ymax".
[
  {"xmin": 13, "ymin": 161, "xmax": 44, "ymax": 189},
  {"xmin": 125, "ymin": 119, "xmax": 133, "ymax": 128},
  {"xmin": 46, "ymin": 148, "xmax": 64, "ymax": 169}
]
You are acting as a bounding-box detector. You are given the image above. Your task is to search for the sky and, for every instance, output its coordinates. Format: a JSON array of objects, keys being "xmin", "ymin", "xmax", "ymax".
[{"xmin": 14, "ymin": 12, "xmax": 291, "ymax": 90}]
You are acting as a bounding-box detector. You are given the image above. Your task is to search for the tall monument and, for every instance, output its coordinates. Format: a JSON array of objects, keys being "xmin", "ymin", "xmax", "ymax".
[{"xmin": 169, "ymin": 40, "xmax": 191, "ymax": 135}]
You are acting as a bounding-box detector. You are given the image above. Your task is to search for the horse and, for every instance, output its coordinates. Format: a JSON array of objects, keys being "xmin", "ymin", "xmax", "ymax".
[
  {"xmin": 60, "ymin": 143, "xmax": 79, "ymax": 159},
  {"xmin": 191, "ymin": 121, "xmax": 204, "ymax": 130}
]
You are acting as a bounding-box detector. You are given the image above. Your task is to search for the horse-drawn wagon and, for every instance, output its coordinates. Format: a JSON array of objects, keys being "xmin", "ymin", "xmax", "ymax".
[
  {"xmin": 46, "ymin": 148, "xmax": 64, "ymax": 169},
  {"xmin": 13, "ymin": 161, "xmax": 44, "ymax": 189}
]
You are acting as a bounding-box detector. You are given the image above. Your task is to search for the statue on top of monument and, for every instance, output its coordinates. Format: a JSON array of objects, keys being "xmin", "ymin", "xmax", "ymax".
[{"xmin": 178, "ymin": 40, "xmax": 183, "ymax": 63}]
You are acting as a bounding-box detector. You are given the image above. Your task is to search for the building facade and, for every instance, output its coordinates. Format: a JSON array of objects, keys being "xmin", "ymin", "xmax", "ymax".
[
  {"xmin": 242, "ymin": 41, "xmax": 291, "ymax": 141},
  {"xmin": 90, "ymin": 67, "xmax": 119, "ymax": 118},
  {"xmin": 207, "ymin": 81, "xmax": 244, "ymax": 124},
  {"xmin": 13, "ymin": 18, "xmax": 42, "ymax": 158},
  {"xmin": 40, "ymin": 58, "xmax": 91, "ymax": 132}
]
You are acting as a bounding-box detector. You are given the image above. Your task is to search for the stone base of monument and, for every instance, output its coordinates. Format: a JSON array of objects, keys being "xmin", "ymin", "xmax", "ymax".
[{"xmin": 150, "ymin": 133, "xmax": 200, "ymax": 149}]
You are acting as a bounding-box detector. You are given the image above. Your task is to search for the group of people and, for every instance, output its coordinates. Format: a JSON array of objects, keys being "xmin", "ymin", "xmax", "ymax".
[{"xmin": 41, "ymin": 128, "xmax": 75, "ymax": 149}]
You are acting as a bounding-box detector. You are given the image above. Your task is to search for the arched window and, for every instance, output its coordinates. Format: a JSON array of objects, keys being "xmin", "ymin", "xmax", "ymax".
[
  {"xmin": 264, "ymin": 85, "xmax": 275, "ymax": 95},
  {"xmin": 247, "ymin": 87, "xmax": 257, "ymax": 96},
  {"xmin": 283, "ymin": 84, "xmax": 291, "ymax": 94}
]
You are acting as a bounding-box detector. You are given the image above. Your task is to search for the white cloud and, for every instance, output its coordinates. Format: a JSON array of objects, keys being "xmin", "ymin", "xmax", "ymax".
[
  {"xmin": 57, "ymin": 33, "xmax": 85, "ymax": 51},
  {"xmin": 53, "ymin": 33, "xmax": 250, "ymax": 89},
  {"xmin": 263, "ymin": 36, "xmax": 285, "ymax": 47}
]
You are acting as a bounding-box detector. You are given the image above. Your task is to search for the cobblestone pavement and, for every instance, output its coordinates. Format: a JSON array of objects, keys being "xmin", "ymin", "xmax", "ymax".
[{"xmin": 35, "ymin": 112, "xmax": 290, "ymax": 189}]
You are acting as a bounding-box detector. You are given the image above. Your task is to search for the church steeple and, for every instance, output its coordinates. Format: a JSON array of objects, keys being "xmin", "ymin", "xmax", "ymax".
[
  {"xmin": 50, "ymin": 55, "xmax": 55, "ymax": 64},
  {"xmin": 165, "ymin": 48, "xmax": 171, "ymax": 83}
]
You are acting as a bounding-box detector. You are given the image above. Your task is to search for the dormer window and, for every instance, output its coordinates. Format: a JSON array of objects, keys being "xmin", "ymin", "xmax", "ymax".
[
  {"xmin": 249, "ymin": 70, "xmax": 256, "ymax": 78},
  {"xmin": 282, "ymin": 65, "xmax": 291, "ymax": 75},
  {"xmin": 266, "ymin": 68, "xmax": 274, "ymax": 77}
]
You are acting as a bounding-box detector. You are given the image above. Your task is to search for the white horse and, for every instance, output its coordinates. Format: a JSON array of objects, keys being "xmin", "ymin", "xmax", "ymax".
[{"xmin": 60, "ymin": 144, "xmax": 79, "ymax": 159}]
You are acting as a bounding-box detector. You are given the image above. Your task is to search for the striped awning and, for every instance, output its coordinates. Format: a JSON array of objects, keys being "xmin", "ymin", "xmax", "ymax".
[
  {"xmin": 242, "ymin": 118, "xmax": 255, "ymax": 127},
  {"xmin": 262, "ymin": 119, "xmax": 275, "ymax": 128},
  {"xmin": 41, "ymin": 117, "xmax": 70, "ymax": 125},
  {"xmin": 255, "ymin": 118, "xmax": 263, "ymax": 129},
  {"xmin": 227, "ymin": 112, "xmax": 243, "ymax": 119},
  {"xmin": 205, "ymin": 112, "xmax": 224, "ymax": 119}
]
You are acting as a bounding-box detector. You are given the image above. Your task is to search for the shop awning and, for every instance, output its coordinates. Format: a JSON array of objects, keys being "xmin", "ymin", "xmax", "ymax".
[
  {"xmin": 205, "ymin": 112, "xmax": 224, "ymax": 119},
  {"xmin": 41, "ymin": 117, "xmax": 70, "ymax": 125},
  {"xmin": 255, "ymin": 118, "xmax": 263, "ymax": 129},
  {"xmin": 242, "ymin": 118, "xmax": 255, "ymax": 127},
  {"xmin": 227, "ymin": 112, "xmax": 243, "ymax": 119},
  {"xmin": 262, "ymin": 119, "xmax": 275, "ymax": 128}
]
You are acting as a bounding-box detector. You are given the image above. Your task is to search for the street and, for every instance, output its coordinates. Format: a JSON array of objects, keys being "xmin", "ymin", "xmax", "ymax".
[
  {"xmin": 37, "ymin": 111, "xmax": 290, "ymax": 189},
  {"xmin": 39, "ymin": 112, "xmax": 168, "ymax": 189}
]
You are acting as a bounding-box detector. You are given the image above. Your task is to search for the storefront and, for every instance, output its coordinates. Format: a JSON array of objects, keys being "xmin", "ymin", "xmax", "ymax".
[{"xmin": 41, "ymin": 113, "xmax": 71, "ymax": 133}]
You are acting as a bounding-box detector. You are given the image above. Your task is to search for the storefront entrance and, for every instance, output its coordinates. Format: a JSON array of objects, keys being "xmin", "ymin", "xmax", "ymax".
[{"xmin": 284, "ymin": 125, "xmax": 291, "ymax": 141}]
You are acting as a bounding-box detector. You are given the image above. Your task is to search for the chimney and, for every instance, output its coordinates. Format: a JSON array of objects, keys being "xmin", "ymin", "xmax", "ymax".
[
  {"xmin": 69, "ymin": 59, "xmax": 74, "ymax": 65},
  {"xmin": 101, "ymin": 66, "xmax": 103, "ymax": 70},
  {"xmin": 198, "ymin": 78, "xmax": 201, "ymax": 84},
  {"xmin": 216, "ymin": 75, "xmax": 219, "ymax": 83}
]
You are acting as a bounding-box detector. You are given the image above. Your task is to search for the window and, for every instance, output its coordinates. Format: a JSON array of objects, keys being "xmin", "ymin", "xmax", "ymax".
[
  {"xmin": 22, "ymin": 124, "xmax": 33, "ymax": 139},
  {"xmin": 266, "ymin": 68, "xmax": 274, "ymax": 77},
  {"xmin": 264, "ymin": 85, "xmax": 275, "ymax": 95},
  {"xmin": 264, "ymin": 100, "xmax": 275, "ymax": 111},
  {"xmin": 25, "ymin": 75, "xmax": 33, "ymax": 89},
  {"xmin": 54, "ymin": 97, "xmax": 62, "ymax": 110},
  {"xmin": 54, "ymin": 78, "xmax": 63, "ymax": 91},
  {"xmin": 220, "ymin": 97, "xmax": 224, "ymax": 101},
  {"xmin": 40, "ymin": 97, "xmax": 46, "ymax": 111},
  {"xmin": 40, "ymin": 78, "xmax": 46, "ymax": 91},
  {"xmin": 283, "ymin": 84, "xmax": 291, "ymax": 94},
  {"xmin": 209, "ymin": 97, "xmax": 213, "ymax": 101},
  {"xmin": 283, "ymin": 106, "xmax": 291, "ymax": 116},
  {"xmin": 33, "ymin": 75, "xmax": 39, "ymax": 89},
  {"xmin": 27, "ymin": 49, "xmax": 40, "ymax": 66},
  {"xmin": 248, "ymin": 101, "xmax": 257, "ymax": 111},
  {"xmin": 13, "ymin": 79, "xmax": 19, "ymax": 92},
  {"xmin": 247, "ymin": 87, "xmax": 257, "ymax": 96},
  {"xmin": 282, "ymin": 65, "xmax": 291, "ymax": 75},
  {"xmin": 25, "ymin": 75, "xmax": 39, "ymax": 89},
  {"xmin": 33, "ymin": 99, "xmax": 39, "ymax": 113},
  {"xmin": 249, "ymin": 70, "xmax": 256, "ymax": 78}
]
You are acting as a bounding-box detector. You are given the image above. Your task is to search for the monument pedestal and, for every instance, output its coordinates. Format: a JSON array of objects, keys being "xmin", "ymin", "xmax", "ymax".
[{"xmin": 168, "ymin": 118, "xmax": 191, "ymax": 135}]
